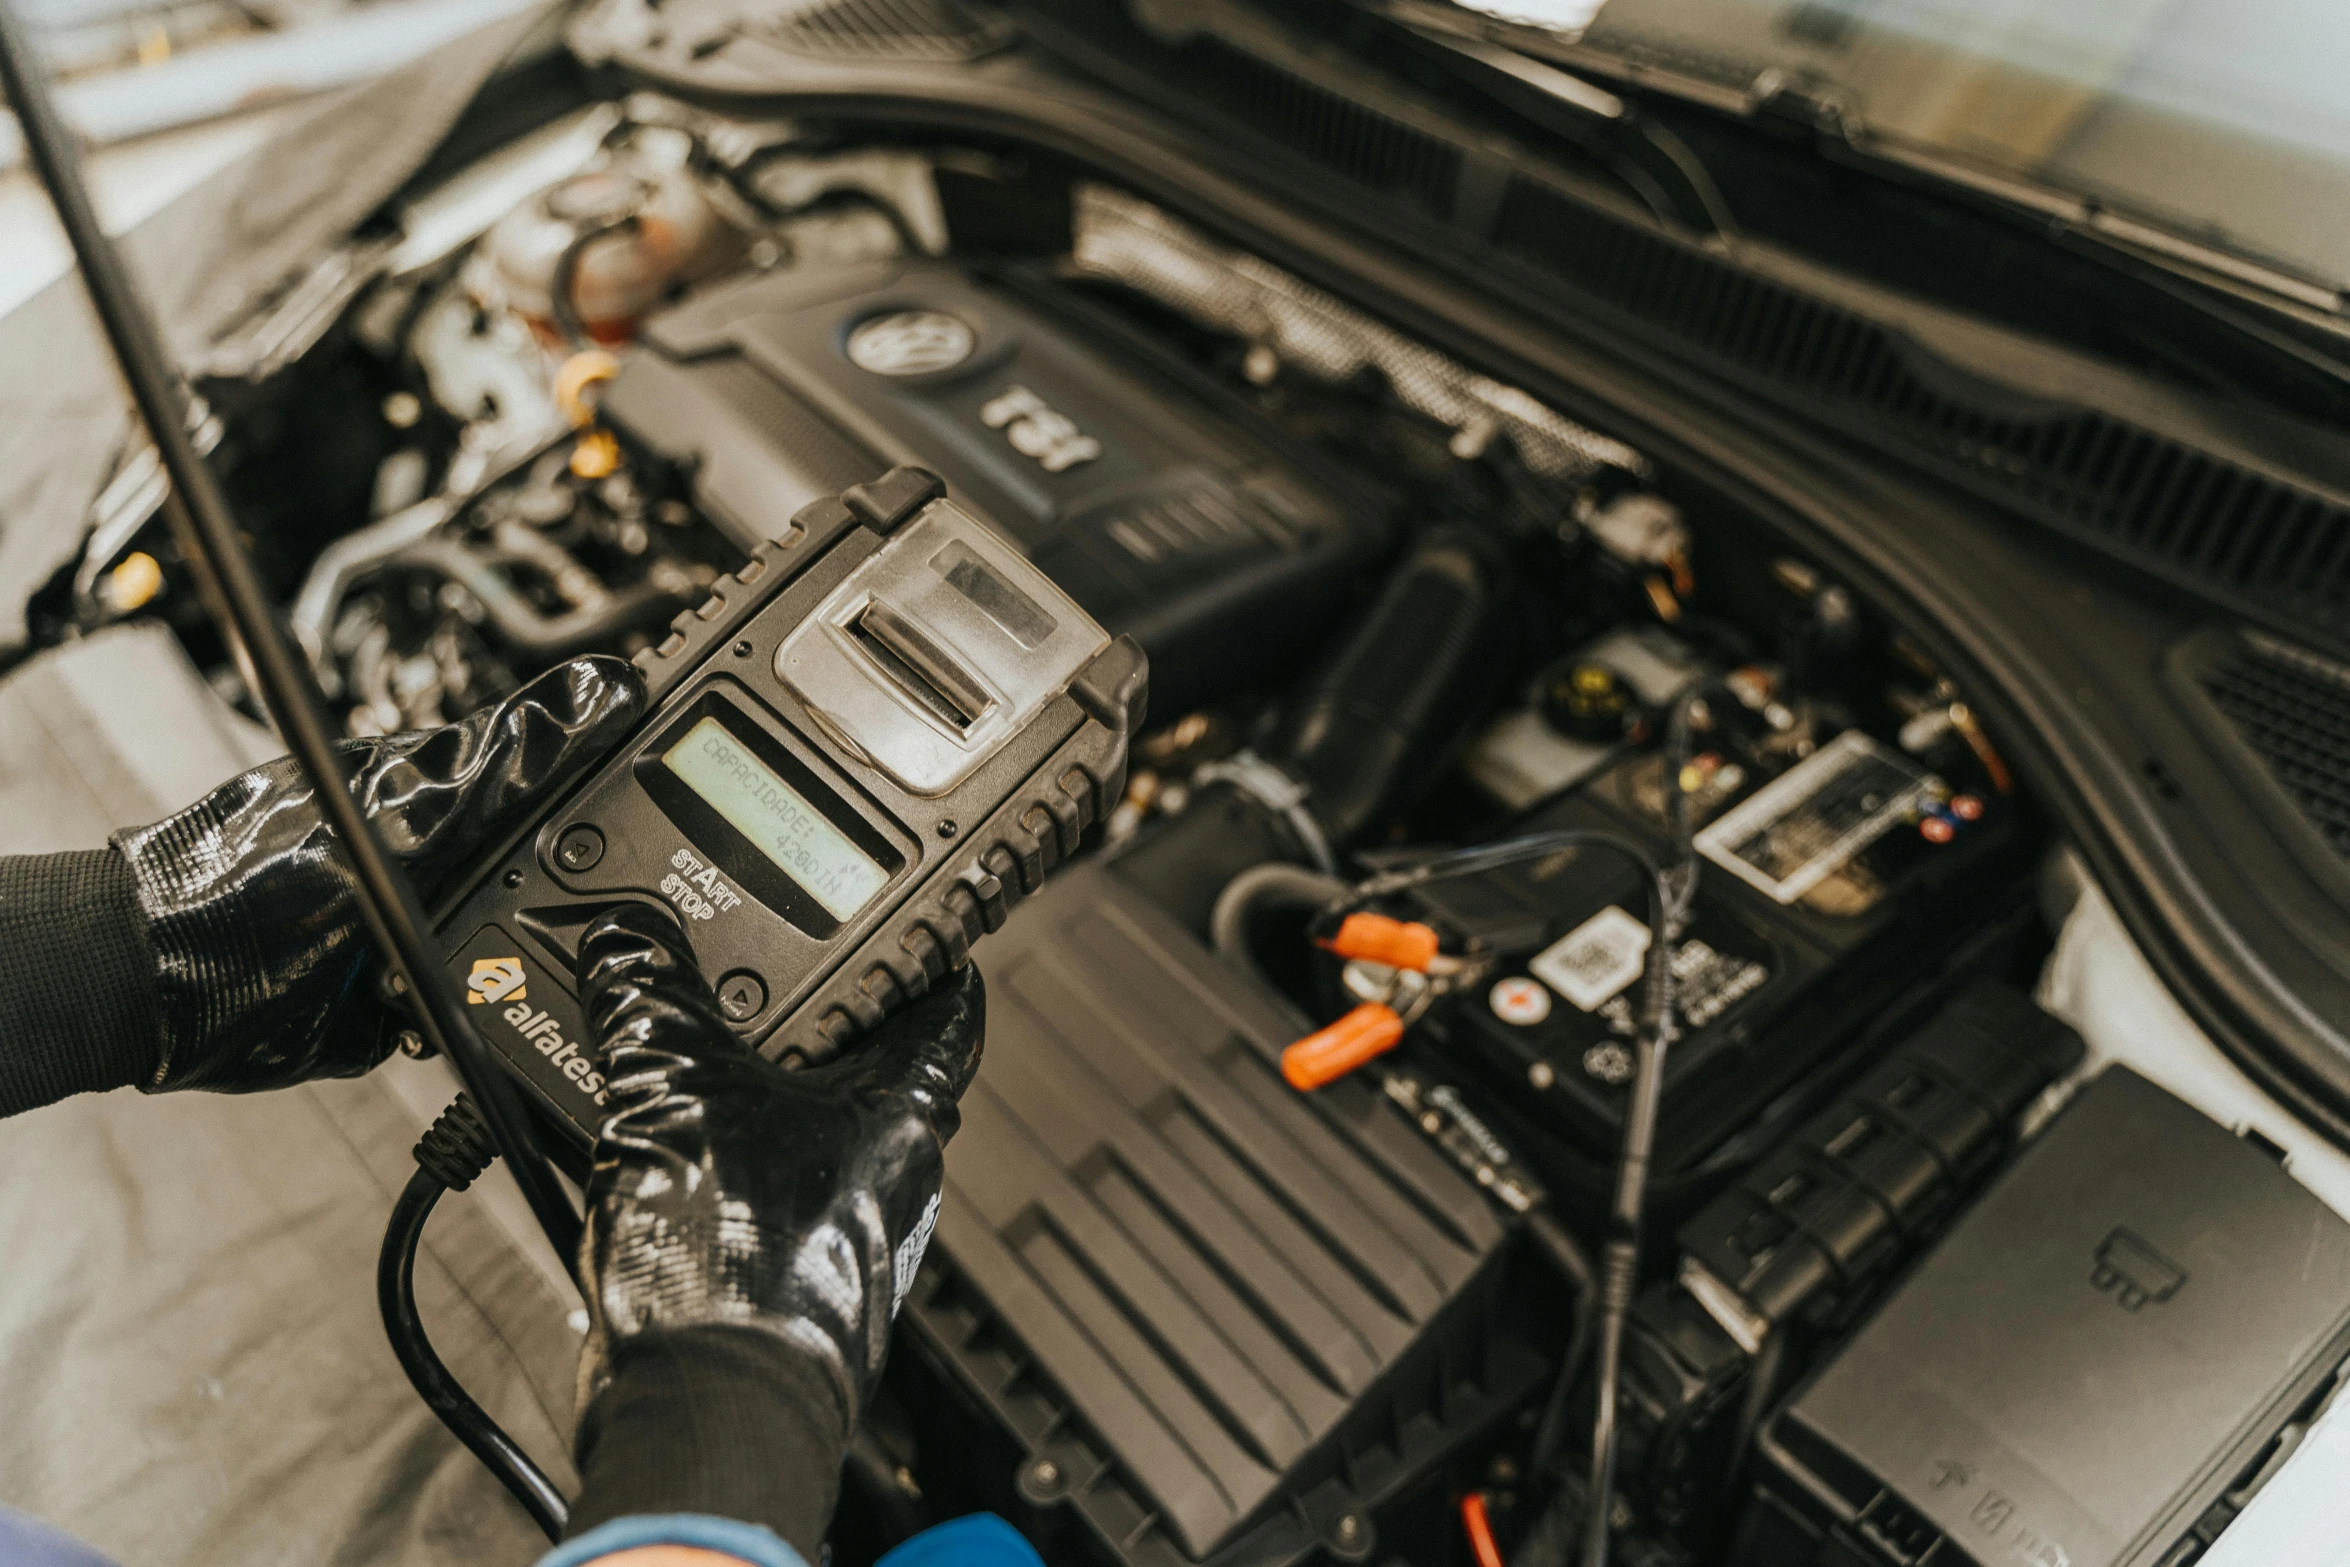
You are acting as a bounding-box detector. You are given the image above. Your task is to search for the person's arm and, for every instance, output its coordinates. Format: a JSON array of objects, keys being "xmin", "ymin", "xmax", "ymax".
[
  {"xmin": 0, "ymin": 657, "xmax": 642, "ymax": 1118},
  {"xmin": 0, "ymin": 850, "xmax": 164, "ymax": 1116},
  {"xmin": 538, "ymin": 902, "xmax": 986, "ymax": 1567}
]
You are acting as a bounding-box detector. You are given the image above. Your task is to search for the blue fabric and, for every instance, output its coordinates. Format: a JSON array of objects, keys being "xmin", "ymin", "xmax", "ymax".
[
  {"xmin": 534, "ymin": 1513, "xmax": 807, "ymax": 1567},
  {"xmin": 533, "ymin": 1512, "xmax": 1044, "ymax": 1567},
  {"xmin": 876, "ymin": 1514, "xmax": 1046, "ymax": 1566},
  {"xmin": 4, "ymin": 1491, "xmax": 1042, "ymax": 1567},
  {"xmin": 0, "ymin": 1506, "xmax": 118, "ymax": 1567},
  {"xmin": 0, "ymin": 1501, "xmax": 1042, "ymax": 1567}
]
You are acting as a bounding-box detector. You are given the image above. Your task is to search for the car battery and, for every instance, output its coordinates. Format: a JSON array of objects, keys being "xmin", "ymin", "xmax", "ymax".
[{"xmin": 1407, "ymin": 728, "xmax": 2033, "ymax": 1186}]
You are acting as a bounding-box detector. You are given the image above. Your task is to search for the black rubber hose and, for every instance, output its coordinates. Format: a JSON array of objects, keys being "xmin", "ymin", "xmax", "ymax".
[
  {"xmin": 1266, "ymin": 528, "xmax": 1505, "ymax": 846},
  {"xmin": 551, "ymin": 214, "xmax": 640, "ymax": 350},
  {"xmin": 395, "ymin": 535, "xmax": 688, "ymax": 659},
  {"xmin": 381, "ymin": 1099, "xmax": 571, "ymax": 1540},
  {"xmin": 1208, "ymin": 862, "xmax": 1352, "ymax": 964}
]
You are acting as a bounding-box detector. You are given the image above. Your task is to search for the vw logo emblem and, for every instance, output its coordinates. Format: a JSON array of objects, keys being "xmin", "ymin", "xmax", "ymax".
[{"xmin": 846, "ymin": 310, "xmax": 976, "ymax": 376}]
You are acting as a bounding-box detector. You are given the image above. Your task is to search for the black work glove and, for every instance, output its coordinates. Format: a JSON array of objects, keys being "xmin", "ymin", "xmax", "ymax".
[
  {"xmin": 108, "ymin": 655, "xmax": 644, "ymax": 1094},
  {"xmin": 563, "ymin": 900, "xmax": 985, "ymax": 1557}
]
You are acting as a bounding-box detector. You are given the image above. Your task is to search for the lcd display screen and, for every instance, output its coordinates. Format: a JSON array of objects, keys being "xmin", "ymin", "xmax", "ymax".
[{"xmin": 662, "ymin": 716, "xmax": 890, "ymax": 920}]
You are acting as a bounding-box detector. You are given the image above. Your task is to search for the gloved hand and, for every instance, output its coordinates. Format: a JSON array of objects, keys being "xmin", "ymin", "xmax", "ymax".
[
  {"xmin": 110, "ymin": 655, "xmax": 644, "ymax": 1094},
  {"xmin": 563, "ymin": 900, "xmax": 985, "ymax": 1557}
]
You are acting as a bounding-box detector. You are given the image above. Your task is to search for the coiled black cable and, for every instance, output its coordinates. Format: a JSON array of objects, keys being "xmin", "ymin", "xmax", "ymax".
[{"xmin": 379, "ymin": 1095, "xmax": 571, "ymax": 1540}]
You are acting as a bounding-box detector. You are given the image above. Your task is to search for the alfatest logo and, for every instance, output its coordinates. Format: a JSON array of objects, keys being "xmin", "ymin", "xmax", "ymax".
[
  {"xmin": 499, "ymin": 995, "xmax": 611, "ymax": 1107},
  {"xmin": 467, "ymin": 956, "xmax": 528, "ymax": 1005},
  {"xmin": 469, "ymin": 952, "xmax": 610, "ymax": 1107}
]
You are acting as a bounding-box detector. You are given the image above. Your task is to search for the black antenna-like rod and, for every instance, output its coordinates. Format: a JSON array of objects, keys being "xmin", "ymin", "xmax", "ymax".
[{"xmin": 0, "ymin": 5, "xmax": 584, "ymax": 1267}]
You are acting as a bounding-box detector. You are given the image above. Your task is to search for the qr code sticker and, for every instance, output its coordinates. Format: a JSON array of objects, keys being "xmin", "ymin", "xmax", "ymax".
[{"xmin": 1530, "ymin": 905, "xmax": 1652, "ymax": 1012}]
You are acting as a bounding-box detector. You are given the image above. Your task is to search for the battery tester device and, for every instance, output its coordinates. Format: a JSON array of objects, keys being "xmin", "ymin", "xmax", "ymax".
[{"xmin": 436, "ymin": 466, "xmax": 1146, "ymax": 1148}]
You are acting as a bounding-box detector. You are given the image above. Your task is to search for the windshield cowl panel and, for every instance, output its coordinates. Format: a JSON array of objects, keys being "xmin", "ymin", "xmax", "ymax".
[{"xmin": 1471, "ymin": 0, "xmax": 2350, "ymax": 306}]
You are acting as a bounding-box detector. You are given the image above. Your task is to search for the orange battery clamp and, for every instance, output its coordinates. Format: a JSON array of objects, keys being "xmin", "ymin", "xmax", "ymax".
[
  {"xmin": 1316, "ymin": 912, "xmax": 1442, "ymax": 972},
  {"xmin": 1281, "ymin": 1002, "xmax": 1406, "ymax": 1090}
]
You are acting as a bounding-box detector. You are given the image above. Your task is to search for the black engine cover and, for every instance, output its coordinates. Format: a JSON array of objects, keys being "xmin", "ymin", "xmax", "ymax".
[
  {"xmin": 603, "ymin": 259, "xmax": 1391, "ymax": 716},
  {"xmin": 902, "ymin": 859, "xmax": 1537, "ymax": 1566}
]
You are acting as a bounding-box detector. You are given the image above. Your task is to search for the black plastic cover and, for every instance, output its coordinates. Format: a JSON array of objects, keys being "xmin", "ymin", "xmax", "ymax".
[
  {"xmin": 1743, "ymin": 1068, "xmax": 2350, "ymax": 1567},
  {"xmin": 903, "ymin": 860, "xmax": 1535, "ymax": 1565},
  {"xmin": 1680, "ymin": 981, "xmax": 2085, "ymax": 1334},
  {"xmin": 603, "ymin": 259, "xmax": 1389, "ymax": 716},
  {"xmin": 1610, "ymin": 983, "xmax": 2085, "ymax": 1538}
]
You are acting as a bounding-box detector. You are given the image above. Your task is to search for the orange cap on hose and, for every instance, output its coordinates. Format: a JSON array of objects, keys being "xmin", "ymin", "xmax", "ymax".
[
  {"xmin": 1317, "ymin": 912, "xmax": 1442, "ymax": 972},
  {"xmin": 1282, "ymin": 1003, "xmax": 1406, "ymax": 1090}
]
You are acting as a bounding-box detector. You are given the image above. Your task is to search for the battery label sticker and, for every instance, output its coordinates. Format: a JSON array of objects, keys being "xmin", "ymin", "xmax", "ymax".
[
  {"xmin": 1696, "ymin": 730, "xmax": 1943, "ymax": 905},
  {"xmin": 1530, "ymin": 904, "xmax": 1652, "ymax": 1012}
]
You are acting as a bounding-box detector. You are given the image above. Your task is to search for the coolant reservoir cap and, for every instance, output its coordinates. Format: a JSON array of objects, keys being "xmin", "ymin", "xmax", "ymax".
[
  {"xmin": 1541, "ymin": 659, "xmax": 1633, "ymax": 743},
  {"xmin": 544, "ymin": 169, "xmax": 652, "ymax": 225}
]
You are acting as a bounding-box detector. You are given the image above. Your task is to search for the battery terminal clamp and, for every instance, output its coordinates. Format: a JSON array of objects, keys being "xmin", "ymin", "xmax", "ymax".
[{"xmin": 1282, "ymin": 917, "xmax": 1486, "ymax": 1090}]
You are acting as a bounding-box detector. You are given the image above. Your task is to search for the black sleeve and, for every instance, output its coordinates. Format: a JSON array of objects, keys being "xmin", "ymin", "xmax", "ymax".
[
  {"xmin": 0, "ymin": 851, "xmax": 163, "ymax": 1116},
  {"xmin": 565, "ymin": 1324, "xmax": 848, "ymax": 1560}
]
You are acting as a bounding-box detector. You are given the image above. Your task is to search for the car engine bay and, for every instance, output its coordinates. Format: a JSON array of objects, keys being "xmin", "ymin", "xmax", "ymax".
[{"xmin": 15, "ymin": 69, "xmax": 2350, "ymax": 1567}]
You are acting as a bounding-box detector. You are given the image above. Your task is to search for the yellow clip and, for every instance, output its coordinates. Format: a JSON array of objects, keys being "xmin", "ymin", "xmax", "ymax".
[
  {"xmin": 555, "ymin": 349, "xmax": 621, "ymax": 428},
  {"xmin": 106, "ymin": 551, "xmax": 163, "ymax": 613},
  {"xmin": 570, "ymin": 428, "xmax": 621, "ymax": 480}
]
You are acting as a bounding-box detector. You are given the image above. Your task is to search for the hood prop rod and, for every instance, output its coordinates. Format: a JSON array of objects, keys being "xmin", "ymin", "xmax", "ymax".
[{"xmin": 0, "ymin": 5, "xmax": 584, "ymax": 1269}]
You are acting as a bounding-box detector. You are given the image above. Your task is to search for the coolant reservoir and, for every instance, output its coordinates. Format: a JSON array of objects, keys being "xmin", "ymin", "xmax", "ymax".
[{"xmin": 477, "ymin": 138, "xmax": 735, "ymax": 342}]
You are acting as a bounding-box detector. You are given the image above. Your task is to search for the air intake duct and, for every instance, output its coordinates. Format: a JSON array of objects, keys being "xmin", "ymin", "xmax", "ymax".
[
  {"xmin": 1099, "ymin": 526, "xmax": 1504, "ymax": 930},
  {"xmin": 1109, "ymin": 527, "xmax": 1509, "ymax": 933},
  {"xmin": 1266, "ymin": 526, "xmax": 1504, "ymax": 845}
]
